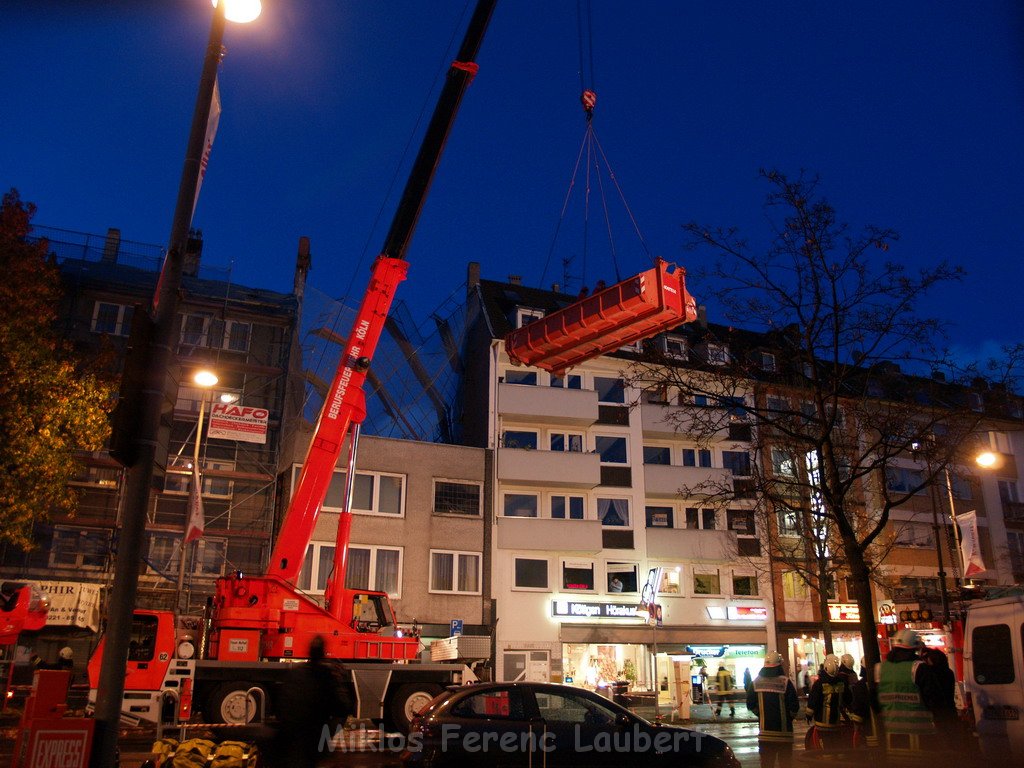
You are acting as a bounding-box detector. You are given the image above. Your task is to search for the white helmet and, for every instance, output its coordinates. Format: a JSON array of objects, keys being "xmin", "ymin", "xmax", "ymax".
[
  {"xmin": 893, "ymin": 629, "xmax": 924, "ymax": 650},
  {"xmin": 59, "ymin": 647, "xmax": 73, "ymax": 660},
  {"xmin": 840, "ymin": 653, "xmax": 855, "ymax": 669},
  {"xmin": 823, "ymin": 654, "xmax": 840, "ymax": 676},
  {"xmin": 764, "ymin": 651, "xmax": 784, "ymax": 667}
]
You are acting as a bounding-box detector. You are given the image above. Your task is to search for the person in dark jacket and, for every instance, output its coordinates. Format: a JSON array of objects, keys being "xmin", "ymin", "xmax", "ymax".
[
  {"xmin": 920, "ymin": 648, "xmax": 960, "ymax": 749},
  {"xmin": 806, "ymin": 654, "xmax": 852, "ymax": 750},
  {"xmin": 848, "ymin": 660, "xmax": 878, "ymax": 748},
  {"xmin": 747, "ymin": 651, "xmax": 801, "ymax": 768}
]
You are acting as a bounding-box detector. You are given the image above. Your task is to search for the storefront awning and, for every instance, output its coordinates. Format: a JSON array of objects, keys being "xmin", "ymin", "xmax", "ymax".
[{"xmin": 560, "ymin": 624, "xmax": 767, "ymax": 645}]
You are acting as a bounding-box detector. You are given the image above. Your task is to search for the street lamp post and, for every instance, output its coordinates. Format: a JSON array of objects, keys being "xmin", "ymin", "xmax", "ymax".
[
  {"xmin": 93, "ymin": 3, "xmax": 259, "ymax": 765},
  {"xmin": 177, "ymin": 370, "xmax": 218, "ymax": 611}
]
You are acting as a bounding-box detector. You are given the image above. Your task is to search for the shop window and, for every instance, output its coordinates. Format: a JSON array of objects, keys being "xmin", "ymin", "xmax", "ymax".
[
  {"xmin": 321, "ymin": 469, "xmax": 404, "ymax": 516},
  {"xmin": 682, "ymin": 448, "xmax": 712, "ymax": 468},
  {"xmin": 433, "ymin": 480, "xmax": 482, "ymax": 516},
  {"xmin": 594, "ymin": 377, "xmax": 626, "ymax": 404},
  {"xmin": 659, "ymin": 568, "xmax": 682, "ymax": 595},
  {"xmin": 643, "ymin": 446, "xmax": 671, "ymax": 465},
  {"xmin": 562, "ymin": 560, "xmax": 596, "ymax": 591},
  {"xmin": 504, "ymin": 493, "xmax": 539, "ymax": 518},
  {"xmin": 505, "ymin": 369, "xmax": 538, "ymax": 386},
  {"xmin": 550, "ymin": 432, "xmax": 584, "ymax": 452},
  {"xmin": 596, "ymin": 436, "xmax": 628, "ymax": 464},
  {"xmin": 429, "ymin": 550, "xmax": 481, "ymax": 595},
  {"xmin": 91, "ymin": 301, "xmax": 134, "ymax": 336},
  {"xmin": 733, "ymin": 574, "xmax": 758, "ymax": 596},
  {"xmin": 606, "ymin": 563, "xmax": 639, "ymax": 594},
  {"xmin": 597, "ymin": 497, "xmax": 630, "ymax": 527},
  {"xmin": 685, "ymin": 507, "xmax": 717, "ymax": 530},
  {"xmin": 49, "ymin": 527, "xmax": 110, "ymax": 569},
  {"xmin": 514, "ymin": 558, "xmax": 549, "ymax": 590},
  {"xmin": 782, "ymin": 571, "xmax": 810, "ymax": 600},
  {"xmin": 550, "ymin": 373, "xmax": 582, "ymax": 389},
  {"xmin": 972, "ymin": 624, "xmax": 1015, "ymax": 685},
  {"xmin": 722, "ymin": 451, "xmax": 751, "ymax": 476},
  {"xmin": 550, "ymin": 494, "xmax": 585, "ymax": 520},
  {"xmin": 693, "ymin": 569, "xmax": 721, "ymax": 595},
  {"xmin": 646, "ymin": 506, "xmax": 674, "ymax": 528},
  {"xmin": 503, "ymin": 430, "xmax": 539, "ymax": 450}
]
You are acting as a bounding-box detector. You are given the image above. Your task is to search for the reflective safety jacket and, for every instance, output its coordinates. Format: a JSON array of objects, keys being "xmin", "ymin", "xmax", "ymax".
[
  {"xmin": 806, "ymin": 670, "xmax": 851, "ymax": 729},
  {"xmin": 877, "ymin": 660, "xmax": 935, "ymax": 737},
  {"xmin": 746, "ymin": 667, "xmax": 801, "ymax": 742}
]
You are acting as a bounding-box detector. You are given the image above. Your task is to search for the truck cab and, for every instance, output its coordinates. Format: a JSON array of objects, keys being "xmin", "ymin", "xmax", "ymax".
[{"xmin": 963, "ymin": 592, "xmax": 1024, "ymax": 758}]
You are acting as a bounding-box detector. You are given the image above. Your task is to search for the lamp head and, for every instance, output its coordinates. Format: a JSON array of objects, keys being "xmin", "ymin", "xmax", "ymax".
[
  {"xmin": 213, "ymin": 0, "xmax": 262, "ymax": 24},
  {"xmin": 194, "ymin": 370, "xmax": 218, "ymax": 388}
]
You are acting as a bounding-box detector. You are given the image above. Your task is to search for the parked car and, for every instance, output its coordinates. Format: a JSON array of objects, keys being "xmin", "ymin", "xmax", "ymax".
[{"xmin": 399, "ymin": 681, "xmax": 741, "ymax": 767}]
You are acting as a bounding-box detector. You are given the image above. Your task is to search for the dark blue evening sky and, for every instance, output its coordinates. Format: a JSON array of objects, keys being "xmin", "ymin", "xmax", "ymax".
[{"xmin": 4, "ymin": 1, "xmax": 1023, "ymax": 363}]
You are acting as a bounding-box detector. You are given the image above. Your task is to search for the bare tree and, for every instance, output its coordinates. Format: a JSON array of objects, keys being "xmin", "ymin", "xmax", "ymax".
[{"xmin": 626, "ymin": 170, "xmax": 1020, "ymax": 667}]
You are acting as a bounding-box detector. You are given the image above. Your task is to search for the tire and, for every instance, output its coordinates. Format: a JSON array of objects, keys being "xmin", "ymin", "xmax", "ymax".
[
  {"xmin": 388, "ymin": 683, "xmax": 443, "ymax": 732},
  {"xmin": 206, "ymin": 682, "xmax": 268, "ymax": 724}
]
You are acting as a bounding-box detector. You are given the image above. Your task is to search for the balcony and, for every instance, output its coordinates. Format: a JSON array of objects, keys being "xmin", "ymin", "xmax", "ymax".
[
  {"xmin": 643, "ymin": 464, "xmax": 733, "ymax": 498},
  {"xmin": 645, "ymin": 527, "xmax": 739, "ymax": 562},
  {"xmin": 497, "ymin": 517, "xmax": 603, "ymax": 553},
  {"xmin": 498, "ymin": 383, "xmax": 598, "ymax": 426},
  {"xmin": 498, "ymin": 448, "xmax": 601, "ymax": 488},
  {"xmin": 640, "ymin": 402, "xmax": 730, "ymax": 441}
]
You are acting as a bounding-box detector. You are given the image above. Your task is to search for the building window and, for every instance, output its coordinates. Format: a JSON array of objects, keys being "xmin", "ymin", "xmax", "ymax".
[
  {"xmin": 722, "ymin": 450, "xmax": 751, "ymax": 476},
  {"xmin": 179, "ymin": 313, "xmax": 211, "ymax": 346},
  {"xmin": 685, "ymin": 507, "xmax": 717, "ymax": 530},
  {"xmin": 606, "ymin": 562, "xmax": 639, "ymax": 593},
  {"xmin": 429, "ymin": 550, "xmax": 481, "ymax": 594},
  {"xmin": 693, "ymin": 569, "xmax": 721, "ymax": 595},
  {"xmin": 433, "ymin": 480, "xmax": 482, "ymax": 516},
  {"xmin": 704, "ymin": 344, "xmax": 729, "ymax": 365},
  {"xmin": 778, "ymin": 508, "xmax": 802, "ymax": 536},
  {"xmin": 516, "ymin": 307, "xmax": 544, "ymax": 328},
  {"xmin": 514, "ymin": 557, "xmax": 549, "ymax": 590},
  {"xmin": 164, "ymin": 459, "xmax": 234, "ymax": 499},
  {"xmin": 550, "ymin": 373, "xmax": 582, "ymax": 389},
  {"xmin": 646, "ymin": 506, "xmax": 674, "ymax": 528},
  {"xmin": 999, "ymin": 480, "xmax": 1020, "ymax": 504},
  {"xmin": 550, "ymin": 432, "xmax": 584, "ymax": 452},
  {"xmin": 886, "ymin": 467, "xmax": 924, "ymax": 494},
  {"xmin": 727, "ymin": 509, "xmax": 756, "ymax": 536},
  {"xmin": 894, "ymin": 523, "xmax": 934, "ymax": 549},
  {"xmin": 562, "ymin": 560, "xmax": 596, "ymax": 591},
  {"xmin": 321, "ymin": 469, "xmax": 404, "ymax": 516},
  {"xmin": 346, "ymin": 545, "xmax": 402, "ymax": 597},
  {"xmin": 597, "ymin": 497, "xmax": 630, "ymax": 527},
  {"xmin": 595, "ymin": 436, "xmax": 628, "ymax": 464},
  {"xmin": 759, "ymin": 352, "xmax": 777, "ymax": 372},
  {"xmin": 663, "ymin": 335, "xmax": 687, "ymax": 359},
  {"xmin": 504, "ymin": 493, "xmax": 539, "ymax": 518},
  {"xmin": 209, "ymin": 319, "xmax": 251, "ymax": 352},
  {"xmin": 91, "ymin": 301, "xmax": 134, "ymax": 336},
  {"xmin": 1008, "ymin": 531, "xmax": 1024, "ymax": 576},
  {"xmin": 550, "ymin": 494, "xmax": 585, "ymax": 520},
  {"xmin": 146, "ymin": 533, "xmax": 226, "ymax": 578},
  {"xmin": 502, "ymin": 430, "xmax": 539, "ymax": 450},
  {"xmin": 782, "ymin": 571, "xmax": 810, "ymax": 600},
  {"xmin": 682, "ymin": 448, "xmax": 713, "ymax": 468},
  {"xmin": 643, "ymin": 446, "xmax": 671, "ymax": 465},
  {"xmin": 659, "ymin": 568, "xmax": 682, "ymax": 595},
  {"xmin": 505, "ymin": 370, "xmax": 538, "ymax": 386},
  {"xmin": 732, "ymin": 573, "xmax": 758, "ymax": 596},
  {"xmin": 49, "ymin": 527, "xmax": 110, "ymax": 569},
  {"xmin": 594, "ymin": 377, "xmax": 626, "ymax": 404}
]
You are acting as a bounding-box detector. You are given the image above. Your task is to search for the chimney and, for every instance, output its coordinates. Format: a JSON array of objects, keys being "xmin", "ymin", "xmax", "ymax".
[
  {"xmin": 551, "ymin": 283, "xmax": 561, "ymax": 293},
  {"xmin": 467, "ymin": 262, "xmax": 481, "ymax": 301},
  {"xmin": 697, "ymin": 304, "xmax": 708, "ymax": 328},
  {"xmin": 101, "ymin": 228, "xmax": 121, "ymax": 264},
  {"xmin": 293, "ymin": 236, "xmax": 312, "ymax": 299},
  {"xmin": 182, "ymin": 229, "xmax": 203, "ymax": 277},
  {"xmin": 508, "ymin": 274, "xmax": 522, "ymax": 286}
]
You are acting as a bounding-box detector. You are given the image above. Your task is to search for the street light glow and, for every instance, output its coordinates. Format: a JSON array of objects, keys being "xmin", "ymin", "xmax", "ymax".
[
  {"xmin": 213, "ymin": 0, "xmax": 262, "ymax": 24},
  {"xmin": 976, "ymin": 450, "xmax": 1002, "ymax": 470},
  {"xmin": 194, "ymin": 370, "xmax": 219, "ymax": 388}
]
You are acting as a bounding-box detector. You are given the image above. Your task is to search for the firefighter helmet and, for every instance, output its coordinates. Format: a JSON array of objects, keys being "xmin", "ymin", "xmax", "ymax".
[
  {"xmin": 764, "ymin": 651, "xmax": 784, "ymax": 667},
  {"xmin": 893, "ymin": 628, "xmax": 924, "ymax": 650},
  {"xmin": 823, "ymin": 654, "xmax": 841, "ymax": 676}
]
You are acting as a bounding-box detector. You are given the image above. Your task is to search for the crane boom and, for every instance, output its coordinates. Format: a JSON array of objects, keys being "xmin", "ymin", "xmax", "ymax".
[{"xmin": 267, "ymin": 0, "xmax": 497, "ymax": 583}]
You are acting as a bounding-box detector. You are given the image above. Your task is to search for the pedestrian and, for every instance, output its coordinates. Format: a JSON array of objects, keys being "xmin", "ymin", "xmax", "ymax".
[
  {"xmin": 714, "ymin": 664, "xmax": 735, "ymax": 718},
  {"xmin": 747, "ymin": 651, "xmax": 800, "ymax": 768},
  {"xmin": 805, "ymin": 654, "xmax": 851, "ymax": 750},
  {"xmin": 273, "ymin": 636, "xmax": 352, "ymax": 767},
  {"xmin": 743, "ymin": 667, "xmax": 753, "ymax": 692},
  {"xmin": 874, "ymin": 629, "xmax": 936, "ymax": 760},
  {"xmin": 920, "ymin": 648, "xmax": 961, "ymax": 749},
  {"xmin": 694, "ymin": 663, "xmax": 708, "ymax": 704},
  {"xmin": 848, "ymin": 661, "xmax": 878, "ymax": 748}
]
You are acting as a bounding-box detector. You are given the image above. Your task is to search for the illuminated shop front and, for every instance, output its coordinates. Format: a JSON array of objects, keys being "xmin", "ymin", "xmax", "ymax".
[{"xmin": 780, "ymin": 603, "xmax": 865, "ymax": 689}]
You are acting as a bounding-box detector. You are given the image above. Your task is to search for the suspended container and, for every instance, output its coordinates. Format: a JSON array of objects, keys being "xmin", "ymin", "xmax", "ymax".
[{"xmin": 504, "ymin": 259, "xmax": 697, "ymax": 375}]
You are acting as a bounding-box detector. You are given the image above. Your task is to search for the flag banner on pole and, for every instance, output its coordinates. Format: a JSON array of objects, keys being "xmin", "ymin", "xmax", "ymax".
[
  {"xmin": 192, "ymin": 76, "xmax": 222, "ymax": 220},
  {"xmin": 185, "ymin": 465, "xmax": 205, "ymax": 543},
  {"xmin": 956, "ymin": 510, "xmax": 987, "ymax": 578}
]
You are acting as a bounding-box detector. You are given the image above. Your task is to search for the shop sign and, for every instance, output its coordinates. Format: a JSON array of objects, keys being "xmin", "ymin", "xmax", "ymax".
[
  {"xmin": 827, "ymin": 602, "xmax": 860, "ymax": 622},
  {"xmin": 687, "ymin": 645, "xmax": 726, "ymax": 657},
  {"xmin": 208, "ymin": 402, "xmax": 269, "ymax": 444},
  {"xmin": 37, "ymin": 581, "xmax": 102, "ymax": 632},
  {"xmin": 551, "ymin": 601, "xmax": 643, "ymax": 620},
  {"xmin": 727, "ymin": 605, "xmax": 768, "ymax": 621},
  {"xmin": 878, "ymin": 601, "xmax": 897, "ymax": 625}
]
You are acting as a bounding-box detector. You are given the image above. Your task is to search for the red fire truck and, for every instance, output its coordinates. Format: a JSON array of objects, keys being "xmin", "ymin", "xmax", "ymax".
[{"xmin": 1, "ymin": 582, "xmax": 49, "ymax": 705}]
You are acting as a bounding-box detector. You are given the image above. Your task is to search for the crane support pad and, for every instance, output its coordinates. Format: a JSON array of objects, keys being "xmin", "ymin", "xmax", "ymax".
[{"xmin": 504, "ymin": 260, "xmax": 697, "ymax": 375}]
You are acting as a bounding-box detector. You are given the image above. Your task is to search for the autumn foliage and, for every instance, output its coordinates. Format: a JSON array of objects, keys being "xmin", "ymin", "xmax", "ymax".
[{"xmin": 0, "ymin": 190, "xmax": 115, "ymax": 549}]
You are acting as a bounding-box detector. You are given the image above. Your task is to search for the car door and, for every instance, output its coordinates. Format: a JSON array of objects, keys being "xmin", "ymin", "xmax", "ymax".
[
  {"xmin": 440, "ymin": 686, "xmax": 538, "ymax": 768},
  {"xmin": 530, "ymin": 687, "xmax": 631, "ymax": 768}
]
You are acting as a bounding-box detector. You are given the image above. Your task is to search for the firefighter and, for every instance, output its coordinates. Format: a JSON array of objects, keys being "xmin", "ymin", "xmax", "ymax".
[
  {"xmin": 746, "ymin": 651, "xmax": 801, "ymax": 768},
  {"xmin": 848, "ymin": 659, "xmax": 878, "ymax": 748},
  {"xmin": 806, "ymin": 653, "xmax": 851, "ymax": 750},
  {"xmin": 875, "ymin": 628, "xmax": 936, "ymax": 759}
]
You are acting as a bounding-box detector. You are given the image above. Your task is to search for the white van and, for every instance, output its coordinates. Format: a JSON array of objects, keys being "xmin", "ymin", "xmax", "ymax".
[{"xmin": 963, "ymin": 593, "xmax": 1024, "ymax": 757}]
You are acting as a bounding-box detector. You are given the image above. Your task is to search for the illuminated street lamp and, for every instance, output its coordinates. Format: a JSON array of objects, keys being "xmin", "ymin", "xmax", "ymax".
[
  {"xmin": 94, "ymin": 2, "xmax": 259, "ymax": 765},
  {"xmin": 176, "ymin": 370, "xmax": 219, "ymax": 608}
]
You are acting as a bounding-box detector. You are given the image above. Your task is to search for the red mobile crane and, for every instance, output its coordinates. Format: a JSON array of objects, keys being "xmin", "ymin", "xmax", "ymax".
[{"xmin": 88, "ymin": 0, "xmax": 497, "ymax": 732}]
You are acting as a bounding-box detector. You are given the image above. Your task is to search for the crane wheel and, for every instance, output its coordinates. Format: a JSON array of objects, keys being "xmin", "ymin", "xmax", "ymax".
[
  {"xmin": 389, "ymin": 683, "xmax": 443, "ymax": 732},
  {"xmin": 207, "ymin": 682, "xmax": 267, "ymax": 724}
]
